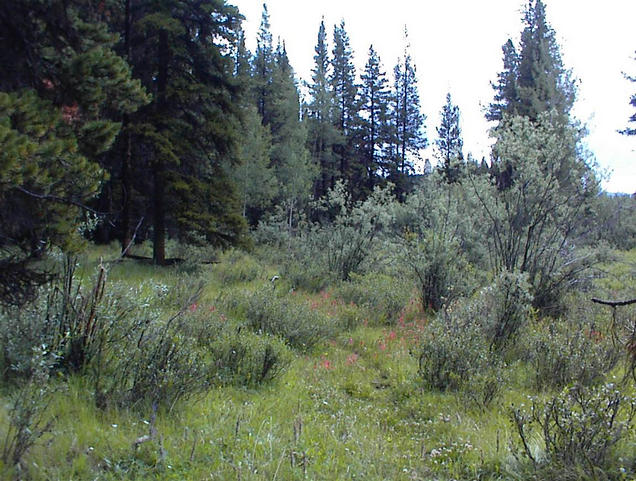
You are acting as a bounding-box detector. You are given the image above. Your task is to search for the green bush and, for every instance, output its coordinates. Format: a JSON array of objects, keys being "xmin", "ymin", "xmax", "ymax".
[
  {"xmin": 221, "ymin": 285, "xmax": 338, "ymax": 350},
  {"xmin": 519, "ymin": 319, "xmax": 621, "ymax": 391},
  {"xmin": 1, "ymin": 259, "xmax": 291, "ymax": 411},
  {"xmin": 418, "ymin": 298, "xmax": 503, "ymax": 408},
  {"xmin": 207, "ymin": 329, "xmax": 291, "ymax": 386},
  {"xmin": 211, "ymin": 249, "xmax": 266, "ymax": 285},
  {"xmin": 511, "ymin": 383, "xmax": 636, "ymax": 479},
  {"xmin": 482, "ymin": 270, "xmax": 533, "ymax": 352},
  {"xmin": 334, "ymin": 273, "xmax": 412, "ymax": 325},
  {"xmin": 256, "ymin": 182, "xmax": 397, "ymax": 290},
  {"xmin": 402, "ymin": 230, "xmax": 471, "ymax": 311}
]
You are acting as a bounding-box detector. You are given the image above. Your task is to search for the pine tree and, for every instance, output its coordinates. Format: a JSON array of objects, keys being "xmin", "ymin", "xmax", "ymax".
[
  {"xmin": 488, "ymin": 0, "xmax": 578, "ymax": 191},
  {"xmin": 436, "ymin": 93, "xmax": 464, "ymax": 183},
  {"xmin": 235, "ymin": 28, "xmax": 253, "ymax": 89},
  {"xmin": 488, "ymin": 0, "xmax": 575, "ymax": 124},
  {"xmin": 270, "ymin": 42, "xmax": 315, "ymax": 226},
  {"xmin": 387, "ymin": 29, "xmax": 426, "ymax": 197},
  {"xmin": 231, "ymin": 104, "xmax": 277, "ymax": 222},
  {"xmin": 620, "ymin": 51, "xmax": 636, "ymax": 136},
  {"xmin": 516, "ymin": 0, "xmax": 575, "ymax": 121},
  {"xmin": 359, "ymin": 45, "xmax": 390, "ymax": 193},
  {"xmin": 487, "ymin": 40, "xmax": 520, "ymax": 122},
  {"xmin": 253, "ymin": 3, "xmax": 275, "ymax": 125},
  {"xmin": 0, "ymin": 0, "xmax": 148, "ymax": 305},
  {"xmin": 119, "ymin": 0, "xmax": 246, "ymax": 264},
  {"xmin": 330, "ymin": 21, "xmax": 359, "ymax": 185},
  {"xmin": 306, "ymin": 19, "xmax": 340, "ymax": 199}
]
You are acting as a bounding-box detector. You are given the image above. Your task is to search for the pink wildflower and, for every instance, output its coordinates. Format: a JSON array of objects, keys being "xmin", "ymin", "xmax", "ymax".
[{"xmin": 321, "ymin": 359, "xmax": 333, "ymax": 370}]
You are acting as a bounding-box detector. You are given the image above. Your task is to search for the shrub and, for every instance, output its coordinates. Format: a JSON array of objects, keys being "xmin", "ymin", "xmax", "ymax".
[
  {"xmin": 1, "ymin": 259, "xmax": 289, "ymax": 412},
  {"xmin": 221, "ymin": 285, "xmax": 337, "ymax": 350},
  {"xmin": 207, "ymin": 329, "xmax": 291, "ymax": 387},
  {"xmin": 520, "ymin": 319, "xmax": 621, "ymax": 391},
  {"xmin": 334, "ymin": 273, "xmax": 412, "ymax": 325},
  {"xmin": 0, "ymin": 257, "xmax": 136, "ymax": 379},
  {"xmin": 211, "ymin": 249, "xmax": 266, "ymax": 285},
  {"xmin": 255, "ymin": 182, "xmax": 397, "ymax": 289},
  {"xmin": 0, "ymin": 347, "xmax": 55, "ymax": 472},
  {"xmin": 472, "ymin": 114, "xmax": 601, "ymax": 317},
  {"xmin": 100, "ymin": 308, "xmax": 214, "ymax": 410},
  {"xmin": 418, "ymin": 298, "xmax": 503, "ymax": 408},
  {"xmin": 511, "ymin": 383, "xmax": 636, "ymax": 479},
  {"xmin": 402, "ymin": 230, "xmax": 471, "ymax": 312},
  {"xmin": 482, "ymin": 270, "xmax": 533, "ymax": 352}
]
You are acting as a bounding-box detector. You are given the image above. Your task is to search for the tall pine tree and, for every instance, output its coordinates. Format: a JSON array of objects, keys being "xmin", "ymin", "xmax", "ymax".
[
  {"xmin": 488, "ymin": 0, "xmax": 575, "ymax": 124},
  {"xmin": 306, "ymin": 19, "xmax": 340, "ymax": 199},
  {"xmin": 120, "ymin": 0, "xmax": 246, "ymax": 264},
  {"xmin": 330, "ymin": 21, "xmax": 359, "ymax": 187},
  {"xmin": 488, "ymin": 0, "xmax": 578, "ymax": 191},
  {"xmin": 270, "ymin": 41, "xmax": 314, "ymax": 227},
  {"xmin": 387, "ymin": 29, "xmax": 426, "ymax": 197},
  {"xmin": 359, "ymin": 45, "xmax": 390, "ymax": 194},
  {"xmin": 231, "ymin": 28, "xmax": 277, "ymax": 223},
  {"xmin": 436, "ymin": 93, "xmax": 464, "ymax": 183},
  {"xmin": 253, "ymin": 3, "xmax": 275, "ymax": 125},
  {"xmin": 487, "ymin": 39, "xmax": 520, "ymax": 122}
]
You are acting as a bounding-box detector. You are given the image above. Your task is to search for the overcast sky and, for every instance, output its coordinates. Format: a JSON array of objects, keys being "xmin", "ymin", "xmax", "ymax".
[{"xmin": 232, "ymin": 0, "xmax": 635, "ymax": 193}]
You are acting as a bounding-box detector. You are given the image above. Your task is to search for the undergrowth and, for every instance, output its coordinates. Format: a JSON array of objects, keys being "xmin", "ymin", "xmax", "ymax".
[{"xmin": 0, "ymin": 245, "xmax": 634, "ymax": 480}]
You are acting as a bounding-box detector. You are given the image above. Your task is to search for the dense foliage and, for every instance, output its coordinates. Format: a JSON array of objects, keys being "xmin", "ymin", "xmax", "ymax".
[{"xmin": 0, "ymin": 0, "xmax": 635, "ymax": 480}]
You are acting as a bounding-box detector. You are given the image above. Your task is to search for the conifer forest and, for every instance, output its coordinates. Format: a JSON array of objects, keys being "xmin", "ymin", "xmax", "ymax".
[{"xmin": 0, "ymin": 1, "xmax": 635, "ymax": 479}]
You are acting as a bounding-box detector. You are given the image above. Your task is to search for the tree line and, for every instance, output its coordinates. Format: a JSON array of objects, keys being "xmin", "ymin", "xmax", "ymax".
[{"xmin": 0, "ymin": 0, "xmax": 634, "ymax": 306}]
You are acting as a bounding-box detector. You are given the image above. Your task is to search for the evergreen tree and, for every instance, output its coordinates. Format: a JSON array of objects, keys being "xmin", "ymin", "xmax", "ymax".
[
  {"xmin": 488, "ymin": 0, "xmax": 575, "ymax": 123},
  {"xmin": 330, "ymin": 21, "xmax": 359, "ymax": 186},
  {"xmin": 231, "ymin": 104, "xmax": 277, "ymax": 222},
  {"xmin": 387, "ymin": 29, "xmax": 426, "ymax": 197},
  {"xmin": 0, "ymin": 0, "xmax": 148, "ymax": 305},
  {"xmin": 253, "ymin": 3, "xmax": 275, "ymax": 125},
  {"xmin": 487, "ymin": 40, "xmax": 520, "ymax": 122},
  {"xmin": 270, "ymin": 42, "xmax": 315, "ymax": 226},
  {"xmin": 306, "ymin": 19, "xmax": 340, "ymax": 199},
  {"xmin": 488, "ymin": 0, "xmax": 577, "ymax": 191},
  {"xmin": 436, "ymin": 93, "xmax": 464, "ymax": 183},
  {"xmin": 359, "ymin": 45, "xmax": 390, "ymax": 193},
  {"xmin": 620, "ymin": 51, "xmax": 636, "ymax": 136},
  {"xmin": 235, "ymin": 28, "xmax": 253, "ymax": 88},
  {"xmin": 120, "ymin": 0, "xmax": 247, "ymax": 264},
  {"xmin": 230, "ymin": 27, "xmax": 277, "ymax": 225}
]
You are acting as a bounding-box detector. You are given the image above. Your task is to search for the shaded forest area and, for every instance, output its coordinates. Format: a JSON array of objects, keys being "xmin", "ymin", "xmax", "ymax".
[{"xmin": 0, "ymin": 1, "xmax": 635, "ymax": 480}]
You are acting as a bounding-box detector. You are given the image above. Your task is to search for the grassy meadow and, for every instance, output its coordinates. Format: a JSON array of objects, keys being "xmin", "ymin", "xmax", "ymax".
[{"xmin": 0, "ymin": 243, "xmax": 634, "ymax": 481}]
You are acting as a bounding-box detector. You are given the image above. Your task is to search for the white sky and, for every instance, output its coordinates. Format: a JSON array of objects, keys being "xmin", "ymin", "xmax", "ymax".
[{"xmin": 232, "ymin": 0, "xmax": 636, "ymax": 193}]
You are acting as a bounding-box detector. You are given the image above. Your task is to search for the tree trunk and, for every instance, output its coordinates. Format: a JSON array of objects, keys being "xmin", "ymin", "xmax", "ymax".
[
  {"xmin": 153, "ymin": 166, "xmax": 166, "ymax": 265},
  {"xmin": 120, "ymin": 0, "xmax": 133, "ymax": 253},
  {"xmin": 153, "ymin": 29, "xmax": 169, "ymax": 265}
]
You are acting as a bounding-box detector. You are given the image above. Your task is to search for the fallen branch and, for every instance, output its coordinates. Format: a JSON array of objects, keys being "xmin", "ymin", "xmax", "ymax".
[{"xmin": 591, "ymin": 298, "xmax": 636, "ymax": 307}]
